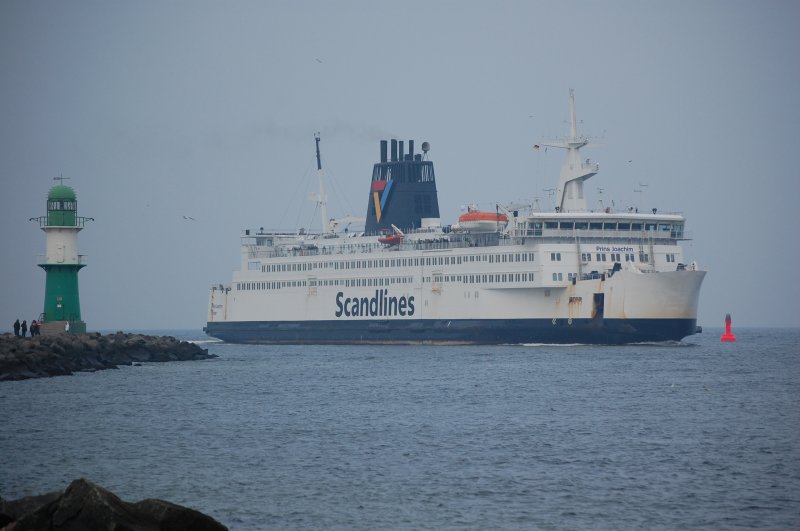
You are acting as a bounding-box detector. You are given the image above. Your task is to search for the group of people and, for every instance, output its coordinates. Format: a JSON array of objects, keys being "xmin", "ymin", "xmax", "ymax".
[{"xmin": 12, "ymin": 319, "xmax": 41, "ymax": 337}]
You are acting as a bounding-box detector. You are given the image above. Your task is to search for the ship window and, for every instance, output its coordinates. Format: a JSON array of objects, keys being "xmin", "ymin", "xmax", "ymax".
[
  {"xmin": 631, "ymin": 223, "xmax": 642, "ymax": 231},
  {"xmin": 618, "ymin": 223, "xmax": 630, "ymax": 230},
  {"xmin": 597, "ymin": 253, "xmax": 606, "ymax": 261},
  {"xmin": 550, "ymin": 252, "xmax": 561, "ymax": 261},
  {"xmin": 545, "ymin": 221, "xmax": 558, "ymax": 229},
  {"xmin": 603, "ymin": 222, "xmax": 617, "ymax": 230},
  {"xmin": 559, "ymin": 221, "xmax": 574, "ymax": 229},
  {"xmin": 590, "ymin": 222, "xmax": 603, "ymax": 230},
  {"xmin": 611, "ymin": 253, "xmax": 621, "ymax": 261},
  {"xmin": 639, "ymin": 253, "xmax": 649, "ymax": 262},
  {"xmin": 660, "ymin": 224, "xmax": 671, "ymax": 232},
  {"xmin": 646, "ymin": 223, "xmax": 657, "ymax": 231},
  {"xmin": 552, "ymin": 273, "xmax": 563, "ymax": 281},
  {"xmin": 575, "ymin": 222, "xmax": 588, "ymax": 230}
]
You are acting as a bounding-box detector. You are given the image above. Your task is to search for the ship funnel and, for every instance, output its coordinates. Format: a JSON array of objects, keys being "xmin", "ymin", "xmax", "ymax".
[{"xmin": 365, "ymin": 138, "xmax": 440, "ymax": 233}]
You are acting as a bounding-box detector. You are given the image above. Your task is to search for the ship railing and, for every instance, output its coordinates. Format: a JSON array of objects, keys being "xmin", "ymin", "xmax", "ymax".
[{"xmin": 252, "ymin": 235, "xmax": 537, "ymax": 258}]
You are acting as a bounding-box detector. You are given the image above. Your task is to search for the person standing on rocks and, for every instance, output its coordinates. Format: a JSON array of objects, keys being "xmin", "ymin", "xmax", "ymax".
[
  {"xmin": 13, "ymin": 319, "xmax": 20, "ymax": 336},
  {"xmin": 21, "ymin": 320, "xmax": 28, "ymax": 337},
  {"xmin": 30, "ymin": 320, "xmax": 39, "ymax": 336}
]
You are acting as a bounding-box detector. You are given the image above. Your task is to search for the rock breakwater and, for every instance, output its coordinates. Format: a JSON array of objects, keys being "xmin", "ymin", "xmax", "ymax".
[
  {"xmin": 0, "ymin": 332, "xmax": 216, "ymax": 381},
  {"xmin": 0, "ymin": 478, "xmax": 227, "ymax": 530}
]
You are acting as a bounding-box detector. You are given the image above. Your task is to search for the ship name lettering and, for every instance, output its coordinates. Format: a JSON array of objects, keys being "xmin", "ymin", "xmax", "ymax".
[
  {"xmin": 596, "ymin": 245, "xmax": 634, "ymax": 252},
  {"xmin": 335, "ymin": 290, "xmax": 415, "ymax": 318}
]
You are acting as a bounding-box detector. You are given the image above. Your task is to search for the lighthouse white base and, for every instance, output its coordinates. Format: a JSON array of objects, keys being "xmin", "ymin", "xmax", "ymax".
[{"xmin": 39, "ymin": 320, "xmax": 87, "ymax": 336}]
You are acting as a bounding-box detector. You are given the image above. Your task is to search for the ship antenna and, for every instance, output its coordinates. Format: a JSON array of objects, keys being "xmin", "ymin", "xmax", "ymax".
[
  {"xmin": 312, "ymin": 133, "xmax": 330, "ymax": 234},
  {"xmin": 315, "ymin": 134, "xmax": 322, "ymax": 172}
]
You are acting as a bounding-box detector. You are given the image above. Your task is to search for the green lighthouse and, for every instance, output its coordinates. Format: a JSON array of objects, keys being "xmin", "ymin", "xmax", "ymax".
[{"xmin": 30, "ymin": 179, "xmax": 93, "ymax": 334}]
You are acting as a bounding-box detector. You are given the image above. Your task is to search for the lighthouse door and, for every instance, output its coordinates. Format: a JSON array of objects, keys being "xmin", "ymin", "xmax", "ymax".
[{"xmin": 55, "ymin": 296, "xmax": 64, "ymax": 320}]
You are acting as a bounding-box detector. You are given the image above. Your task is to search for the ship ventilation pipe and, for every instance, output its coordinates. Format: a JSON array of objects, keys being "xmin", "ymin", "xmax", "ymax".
[
  {"xmin": 380, "ymin": 140, "xmax": 388, "ymax": 163},
  {"xmin": 391, "ymin": 139, "xmax": 397, "ymax": 162},
  {"xmin": 398, "ymin": 141, "xmax": 404, "ymax": 162},
  {"xmin": 408, "ymin": 140, "xmax": 414, "ymax": 158}
]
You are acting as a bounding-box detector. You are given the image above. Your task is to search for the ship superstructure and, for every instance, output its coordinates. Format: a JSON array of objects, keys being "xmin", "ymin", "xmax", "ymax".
[{"xmin": 205, "ymin": 92, "xmax": 705, "ymax": 344}]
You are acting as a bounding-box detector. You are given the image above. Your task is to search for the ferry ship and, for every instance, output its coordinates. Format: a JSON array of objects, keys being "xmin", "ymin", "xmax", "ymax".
[{"xmin": 205, "ymin": 91, "xmax": 705, "ymax": 344}]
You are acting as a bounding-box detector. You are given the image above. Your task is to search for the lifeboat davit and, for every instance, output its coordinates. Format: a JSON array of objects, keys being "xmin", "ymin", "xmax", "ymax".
[{"xmin": 457, "ymin": 210, "xmax": 508, "ymax": 232}]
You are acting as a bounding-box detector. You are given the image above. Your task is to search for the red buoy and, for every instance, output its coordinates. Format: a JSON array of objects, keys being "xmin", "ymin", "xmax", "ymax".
[{"xmin": 720, "ymin": 313, "xmax": 736, "ymax": 342}]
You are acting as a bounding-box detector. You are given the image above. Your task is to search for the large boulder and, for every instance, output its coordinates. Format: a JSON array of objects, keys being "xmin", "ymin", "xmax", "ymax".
[{"xmin": 0, "ymin": 478, "xmax": 227, "ymax": 530}]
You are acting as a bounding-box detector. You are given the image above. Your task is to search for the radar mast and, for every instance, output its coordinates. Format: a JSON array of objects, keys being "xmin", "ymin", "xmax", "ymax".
[{"xmin": 540, "ymin": 89, "xmax": 599, "ymax": 212}]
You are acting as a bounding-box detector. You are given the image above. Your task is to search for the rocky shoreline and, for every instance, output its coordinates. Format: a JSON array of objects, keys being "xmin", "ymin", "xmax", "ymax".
[
  {"xmin": 0, "ymin": 332, "xmax": 217, "ymax": 381},
  {"xmin": 0, "ymin": 478, "xmax": 227, "ymax": 530}
]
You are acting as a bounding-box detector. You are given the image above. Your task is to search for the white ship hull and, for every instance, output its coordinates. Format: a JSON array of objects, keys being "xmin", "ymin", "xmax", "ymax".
[{"xmin": 205, "ymin": 237, "xmax": 705, "ymax": 344}]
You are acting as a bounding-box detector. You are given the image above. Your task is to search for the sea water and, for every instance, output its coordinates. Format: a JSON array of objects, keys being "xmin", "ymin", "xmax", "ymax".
[{"xmin": 1, "ymin": 328, "xmax": 798, "ymax": 530}]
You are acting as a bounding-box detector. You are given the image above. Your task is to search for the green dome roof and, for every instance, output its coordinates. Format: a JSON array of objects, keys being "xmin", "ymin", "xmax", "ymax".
[{"xmin": 48, "ymin": 184, "xmax": 77, "ymax": 201}]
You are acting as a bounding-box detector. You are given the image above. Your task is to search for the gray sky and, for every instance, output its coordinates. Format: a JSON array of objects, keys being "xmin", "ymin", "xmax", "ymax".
[{"xmin": 2, "ymin": 0, "xmax": 798, "ymax": 330}]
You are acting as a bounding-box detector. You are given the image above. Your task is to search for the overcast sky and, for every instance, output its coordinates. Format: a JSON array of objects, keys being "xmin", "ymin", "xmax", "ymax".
[{"xmin": 2, "ymin": 0, "xmax": 798, "ymax": 331}]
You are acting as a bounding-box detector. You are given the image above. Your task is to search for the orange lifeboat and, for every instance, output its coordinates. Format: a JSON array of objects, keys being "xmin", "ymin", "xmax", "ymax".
[
  {"xmin": 457, "ymin": 209, "xmax": 508, "ymax": 232},
  {"xmin": 378, "ymin": 233, "xmax": 404, "ymax": 246}
]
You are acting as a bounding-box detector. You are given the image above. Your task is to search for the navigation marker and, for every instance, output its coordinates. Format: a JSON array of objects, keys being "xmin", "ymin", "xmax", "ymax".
[{"xmin": 720, "ymin": 313, "xmax": 737, "ymax": 342}]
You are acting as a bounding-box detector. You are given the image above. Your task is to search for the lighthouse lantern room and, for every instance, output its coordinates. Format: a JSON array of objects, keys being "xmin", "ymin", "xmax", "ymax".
[{"xmin": 29, "ymin": 179, "xmax": 93, "ymax": 334}]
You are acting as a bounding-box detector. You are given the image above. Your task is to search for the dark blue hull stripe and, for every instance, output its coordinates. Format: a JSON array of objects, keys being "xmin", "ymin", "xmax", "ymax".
[{"xmin": 204, "ymin": 318, "xmax": 698, "ymax": 345}]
